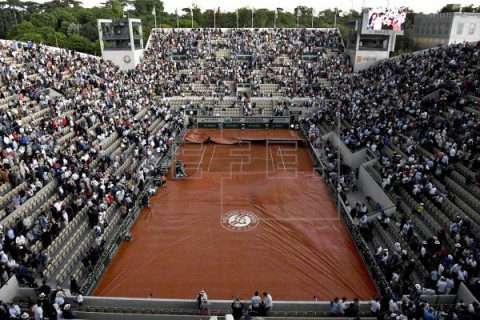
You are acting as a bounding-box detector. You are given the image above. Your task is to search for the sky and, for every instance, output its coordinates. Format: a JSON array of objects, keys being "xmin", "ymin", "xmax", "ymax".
[{"xmin": 32, "ymin": 0, "xmax": 478, "ymax": 14}]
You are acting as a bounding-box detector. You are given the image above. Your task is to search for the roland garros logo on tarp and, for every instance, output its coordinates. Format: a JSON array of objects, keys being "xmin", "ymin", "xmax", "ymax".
[{"xmin": 221, "ymin": 210, "xmax": 259, "ymax": 231}]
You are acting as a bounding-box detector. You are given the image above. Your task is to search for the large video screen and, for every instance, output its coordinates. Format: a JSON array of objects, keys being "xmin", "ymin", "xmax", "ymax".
[{"xmin": 362, "ymin": 7, "xmax": 407, "ymax": 35}]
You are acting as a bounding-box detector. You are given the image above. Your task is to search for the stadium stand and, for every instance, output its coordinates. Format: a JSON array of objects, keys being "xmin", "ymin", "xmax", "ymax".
[
  {"xmin": 305, "ymin": 41, "xmax": 480, "ymax": 317},
  {"xmin": 0, "ymin": 27, "xmax": 479, "ymax": 319}
]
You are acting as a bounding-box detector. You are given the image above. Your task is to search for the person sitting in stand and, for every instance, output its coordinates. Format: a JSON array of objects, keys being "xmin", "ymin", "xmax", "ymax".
[
  {"xmin": 63, "ymin": 304, "xmax": 77, "ymax": 319},
  {"xmin": 196, "ymin": 290, "xmax": 208, "ymax": 309},
  {"xmin": 249, "ymin": 291, "xmax": 262, "ymax": 316},
  {"xmin": 199, "ymin": 298, "xmax": 211, "ymax": 316},
  {"xmin": 231, "ymin": 295, "xmax": 244, "ymax": 320}
]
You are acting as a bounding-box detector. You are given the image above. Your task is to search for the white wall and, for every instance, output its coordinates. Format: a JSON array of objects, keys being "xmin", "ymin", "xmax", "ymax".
[
  {"xmin": 413, "ymin": 12, "xmax": 480, "ymax": 49},
  {"xmin": 101, "ymin": 51, "xmax": 132, "ymax": 70},
  {"xmin": 98, "ymin": 18, "xmax": 143, "ymax": 71},
  {"xmin": 133, "ymin": 49, "xmax": 144, "ymax": 68},
  {"xmin": 346, "ymin": 48, "xmax": 390, "ymax": 72},
  {"xmin": 449, "ymin": 14, "xmax": 480, "ymax": 45},
  {"xmin": 101, "ymin": 49, "xmax": 144, "ymax": 71},
  {"xmin": 457, "ymin": 282, "xmax": 479, "ymax": 305},
  {"xmin": 0, "ymin": 276, "xmax": 21, "ymax": 302},
  {"xmin": 358, "ymin": 159, "xmax": 396, "ymax": 216},
  {"xmin": 321, "ymin": 132, "xmax": 371, "ymax": 170}
]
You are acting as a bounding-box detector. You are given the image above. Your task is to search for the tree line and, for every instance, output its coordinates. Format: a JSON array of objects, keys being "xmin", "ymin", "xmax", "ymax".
[{"xmin": 0, "ymin": 0, "xmax": 478, "ymax": 56}]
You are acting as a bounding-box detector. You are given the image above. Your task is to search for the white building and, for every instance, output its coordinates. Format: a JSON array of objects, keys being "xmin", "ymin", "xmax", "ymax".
[
  {"xmin": 412, "ymin": 12, "xmax": 480, "ymax": 49},
  {"xmin": 345, "ymin": 19, "xmax": 398, "ymax": 72},
  {"xmin": 97, "ymin": 19, "xmax": 144, "ymax": 70}
]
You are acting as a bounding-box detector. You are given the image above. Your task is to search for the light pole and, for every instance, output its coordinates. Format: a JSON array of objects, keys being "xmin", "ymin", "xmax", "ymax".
[
  {"xmin": 334, "ymin": 8, "xmax": 338, "ymax": 28},
  {"xmin": 296, "ymin": 8, "xmax": 302, "ymax": 28},
  {"xmin": 175, "ymin": 8, "xmax": 179, "ymax": 28},
  {"xmin": 251, "ymin": 8, "xmax": 254, "ymax": 28},
  {"xmin": 190, "ymin": 7, "xmax": 194, "ymax": 29},
  {"xmin": 311, "ymin": 9, "xmax": 315, "ymax": 28},
  {"xmin": 152, "ymin": 6, "xmax": 157, "ymax": 29}
]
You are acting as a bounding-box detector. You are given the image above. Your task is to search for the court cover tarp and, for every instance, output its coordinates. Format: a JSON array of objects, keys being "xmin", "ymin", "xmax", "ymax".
[
  {"xmin": 184, "ymin": 129, "xmax": 305, "ymax": 144},
  {"xmin": 94, "ymin": 142, "xmax": 377, "ymax": 300}
]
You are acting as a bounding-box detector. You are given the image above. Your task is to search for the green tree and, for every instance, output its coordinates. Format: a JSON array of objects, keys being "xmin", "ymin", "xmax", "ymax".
[
  {"xmin": 295, "ymin": 6, "xmax": 311, "ymax": 27},
  {"xmin": 392, "ymin": 10, "xmax": 416, "ymax": 55},
  {"xmin": 131, "ymin": 0, "xmax": 163, "ymax": 16},
  {"xmin": 203, "ymin": 9, "xmax": 215, "ymax": 28},
  {"xmin": 180, "ymin": 5, "xmax": 201, "ymax": 27},
  {"xmin": 80, "ymin": 21, "xmax": 99, "ymax": 42},
  {"xmin": 254, "ymin": 9, "xmax": 269, "ymax": 28},
  {"xmin": 30, "ymin": 12, "xmax": 57, "ymax": 29},
  {"xmin": 277, "ymin": 11, "xmax": 296, "ymax": 28},
  {"xmin": 36, "ymin": 26, "xmax": 56, "ymax": 38},
  {"xmin": 45, "ymin": 31, "xmax": 67, "ymax": 47},
  {"xmin": 67, "ymin": 22, "xmax": 80, "ymax": 35},
  {"xmin": 219, "ymin": 11, "xmax": 236, "ymax": 28},
  {"xmin": 439, "ymin": 4, "xmax": 479, "ymax": 13},
  {"xmin": 6, "ymin": 20, "xmax": 36, "ymax": 39},
  {"xmin": 236, "ymin": 8, "xmax": 252, "ymax": 28},
  {"xmin": 66, "ymin": 34, "xmax": 94, "ymax": 52},
  {"xmin": 110, "ymin": 0, "xmax": 123, "ymax": 18},
  {"xmin": 76, "ymin": 8, "xmax": 95, "ymax": 24},
  {"xmin": 39, "ymin": 0, "xmax": 80, "ymax": 11},
  {"xmin": 17, "ymin": 32, "xmax": 44, "ymax": 43},
  {"xmin": 52, "ymin": 7, "xmax": 76, "ymax": 30},
  {"xmin": 59, "ymin": 20, "xmax": 73, "ymax": 34},
  {"xmin": 0, "ymin": 0, "xmax": 31, "ymax": 37},
  {"xmin": 2, "ymin": 1, "xmax": 397, "ymax": 56},
  {"xmin": 22, "ymin": 1, "xmax": 44, "ymax": 14},
  {"xmin": 317, "ymin": 9, "xmax": 336, "ymax": 28}
]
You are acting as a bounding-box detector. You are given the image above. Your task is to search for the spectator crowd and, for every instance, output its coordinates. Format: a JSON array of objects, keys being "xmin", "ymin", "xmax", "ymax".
[
  {"xmin": 1, "ymin": 27, "xmax": 480, "ymax": 320},
  {"xmin": 0, "ymin": 37, "xmax": 184, "ymax": 302},
  {"xmin": 306, "ymin": 41, "xmax": 480, "ymax": 319}
]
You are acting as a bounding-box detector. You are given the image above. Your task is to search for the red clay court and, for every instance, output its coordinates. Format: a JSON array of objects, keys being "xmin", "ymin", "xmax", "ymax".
[{"xmin": 94, "ymin": 129, "xmax": 377, "ymax": 301}]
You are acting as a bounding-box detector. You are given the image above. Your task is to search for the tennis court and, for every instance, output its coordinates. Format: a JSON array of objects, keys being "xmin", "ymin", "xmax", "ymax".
[
  {"xmin": 176, "ymin": 141, "xmax": 311, "ymax": 174},
  {"xmin": 93, "ymin": 129, "xmax": 377, "ymax": 300}
]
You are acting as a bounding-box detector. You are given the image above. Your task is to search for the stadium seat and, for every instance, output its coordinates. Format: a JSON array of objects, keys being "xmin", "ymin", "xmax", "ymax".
[
  {"xmin": 142, "ymin": 308, "xmax": 154, "ymax": 314},
  {"xmin": 113, "ymin": 307, "xmax": 124, "ymax": 313}
]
